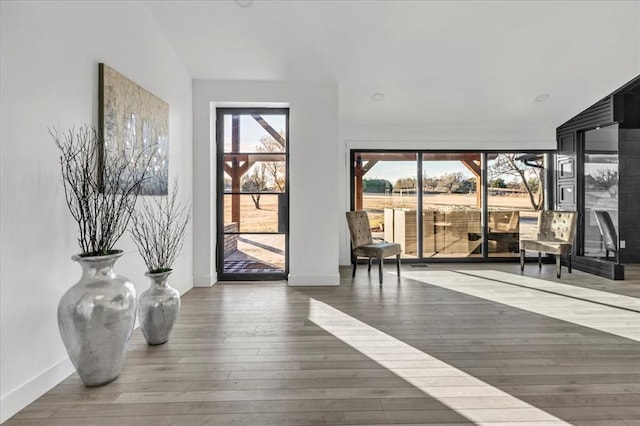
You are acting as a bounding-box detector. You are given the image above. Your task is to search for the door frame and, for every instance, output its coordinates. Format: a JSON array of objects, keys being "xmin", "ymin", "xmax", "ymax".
[
  {"xmin": 349, "ymin": 148, "xmax": 552, "ymax": 263},
  {"xmin": 216, "ymin": 107, "xmax": 290, "ymax": 280}
]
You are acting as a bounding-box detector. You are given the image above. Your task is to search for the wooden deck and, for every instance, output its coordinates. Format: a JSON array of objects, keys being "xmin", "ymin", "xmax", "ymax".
[{"xmin": 5, "ymin": 263, "xmax": 640, "ymax": 425}]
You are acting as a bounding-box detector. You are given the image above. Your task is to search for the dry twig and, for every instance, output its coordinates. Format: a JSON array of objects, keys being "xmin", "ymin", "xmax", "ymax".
[
  {"xmin": 50, "ymin": 125, "xmax": 150, "ymax": 256},
  {"xmin": 129, "ymin": 180, "xmax": 191, "ymax": 273}
]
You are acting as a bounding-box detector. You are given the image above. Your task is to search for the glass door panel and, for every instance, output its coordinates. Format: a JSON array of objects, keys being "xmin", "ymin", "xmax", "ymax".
[
  {"xmin": 353, "ymin": 152, "xmax": 418, "ymax": 258},
  {"xmin": 487, "ymin": 153, "xmax": 545, "ymax": 257},
  {"xmin": 583, "ymin": 125, "xmax": 619, "ymax": 260},
  {"xmin": 422, "ymin": 154, "xmax": 482, "ymax": 258},
  {"xmin": 217, "ymin": 109, "xmax": 288, "ymax": 280}
]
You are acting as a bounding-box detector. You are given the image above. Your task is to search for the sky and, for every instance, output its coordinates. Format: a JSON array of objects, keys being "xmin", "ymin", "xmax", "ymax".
[{"xmin": 223, "ymin": 114, "xmax": 286, "ymax": 152}]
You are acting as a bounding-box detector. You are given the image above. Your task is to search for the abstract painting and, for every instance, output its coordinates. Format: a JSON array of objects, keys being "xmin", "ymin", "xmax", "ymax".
[{"xmin": 99, "ymin": 63, "xmax": 169, "ymax": 195}]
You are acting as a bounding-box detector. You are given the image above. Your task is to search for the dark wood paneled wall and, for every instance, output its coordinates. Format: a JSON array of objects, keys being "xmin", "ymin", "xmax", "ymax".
[
  {"xmin": 557, "ymin": 97, "xmax": 614, "ymax": 134},
  {"xmin": 619, "ymin": 128, "xmax": 640, "ymax": 263},
  {"xmin": 554, "ymin": 75, "xmax": 640, "ymax": 278}
]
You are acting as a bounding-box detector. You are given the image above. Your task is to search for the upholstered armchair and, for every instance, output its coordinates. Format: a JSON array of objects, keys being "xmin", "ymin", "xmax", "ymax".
[
  {"xmin": 346, "ymin": 211, "xmax": 401, "ymax": 284},
  {"xmin": 520, "ymin": 210, "xmax": 577, "ymax": 278}
]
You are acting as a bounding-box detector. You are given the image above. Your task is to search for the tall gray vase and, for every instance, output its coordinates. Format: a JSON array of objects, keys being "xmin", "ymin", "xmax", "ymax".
[
  {"xmin": 57, "ymin": 251, "xmax": 136, "ymax": 387},
  {"xmin": 138, "ymin": 271, "xmax": 180, "ymax": 345}
]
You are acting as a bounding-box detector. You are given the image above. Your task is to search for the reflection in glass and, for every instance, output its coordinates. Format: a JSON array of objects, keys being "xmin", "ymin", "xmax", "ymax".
[{"xmin": 584, "ymin": 125, "xmax": 619, "ymax": 260}]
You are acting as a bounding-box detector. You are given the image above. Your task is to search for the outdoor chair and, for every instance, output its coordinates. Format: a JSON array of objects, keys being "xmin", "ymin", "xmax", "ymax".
[
  {"xmin": 346, "ymin": 211, "xmax": 401, "ymax": 284},
  {"xmin": 520, "ymin": 210, "xmax": 577, "ymax": 278},
  {"xmin": 593, "ymin": 210, "xmax": 618, "ymax": 260}
]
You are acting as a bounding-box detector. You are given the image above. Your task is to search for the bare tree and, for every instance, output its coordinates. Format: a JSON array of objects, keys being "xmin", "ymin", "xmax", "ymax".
[
  {"xmin": 50, "ymin": 125, "xmax": 150, "ymax": 256},
  {"xmin": 129, "ymin": 180, "xmax": 191, "ymax": 273},
  {"xmin": 489, "ymin": 154, "xmax": 543, "ymax": 210},
  {"xmin": 242, "ymin": 163, "xmax": 268, "ymax": 209},
  {"xmin": 256, "ymin": 134, "xmax": 285, "ymax": 192}
]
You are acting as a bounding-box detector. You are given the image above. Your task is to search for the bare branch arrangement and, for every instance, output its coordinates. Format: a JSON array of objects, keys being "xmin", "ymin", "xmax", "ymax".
[
  {"xmin": 50, "ymin": 125, "xmax": 149, "ymax": 256},
  {"xmin": 129, "ymin": 180, "xmax": 191, "ymax": 273}
]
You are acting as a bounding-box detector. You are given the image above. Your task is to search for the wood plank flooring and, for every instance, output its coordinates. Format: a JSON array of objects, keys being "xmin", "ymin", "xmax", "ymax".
[{"xmin": 5, "ymin": 263, "xmax": 640, "ymax": 425}]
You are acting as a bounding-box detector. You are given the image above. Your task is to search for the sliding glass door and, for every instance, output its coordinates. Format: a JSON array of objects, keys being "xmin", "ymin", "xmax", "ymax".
[{"xmin": 351, "ymin": 150, "xmax": 548, "ymax": 261}]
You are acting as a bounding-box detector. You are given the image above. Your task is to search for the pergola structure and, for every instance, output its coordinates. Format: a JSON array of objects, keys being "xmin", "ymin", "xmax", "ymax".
[
  {"xmin": 353, "ymin": 152, "xmax": 497, "ymax": 211},
  {"xmin": 224, "ymin": 115, "xmax": 285, "ymax": 226}
]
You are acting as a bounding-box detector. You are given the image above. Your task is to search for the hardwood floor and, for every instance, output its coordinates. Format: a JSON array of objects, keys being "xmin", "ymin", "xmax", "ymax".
[{"xmin": 6, "ymin": 263, "xmax": 640, "ymax": 425}]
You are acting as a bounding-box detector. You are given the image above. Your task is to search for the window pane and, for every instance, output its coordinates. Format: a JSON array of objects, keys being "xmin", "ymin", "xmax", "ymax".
[
  {"xmin": 223, "ymin": 114, "xmax": 287, "ymax": 153},
  {"xmin": 487, "ymin": 153, "xmax": 544, "ymax": 257},
  {"xmin": 222, "ymin": 233, "xmax": 285, "ymax": 274},
  {"xmin": 422, "ymin": 154, "xmax": 481, "ymax": 258},
  {"xmin": 584, "ymin": 125, "xmax": 618, "ymax": 259},
  {"xmin": 224, "ymin": 194, "xmax": 283, "ymax": 233},
  {"xmin": 223, "ymin": 155, "xmax": 286, "ymax": 193},
  {"xmin": 354, "ymin": 152, "xmax": 418, "ymax": 258}
]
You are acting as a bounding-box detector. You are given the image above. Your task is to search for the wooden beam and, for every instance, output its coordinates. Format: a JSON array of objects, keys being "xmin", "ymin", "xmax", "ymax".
[
  {"xmin": 354, "ymin": 156, "xmax": 364, "ymax": 211},
  {"xmin": 223, "ymin": 153, "xmax": 284, "ymax": 163},
  {"xmin": 461, "ymin": 159, "xmax": 481, "ymax": 176},
  {"xmin": 252, "ymin": 115, "xmax": 285, "ymax": 148},
  {"xmin": 460, "ymin": 160, "xmax": 482, "ymax": 208},
  {"xmin": 361, "ymin": 160, "xmax": 378, "ymax": 174},
  {"xmin": 224, "ymin": 161, "xmax": 253, "ymax": 179},
  {"xmin": 356, "ymin": 153, "xmax": 492, "ymax": 162}
]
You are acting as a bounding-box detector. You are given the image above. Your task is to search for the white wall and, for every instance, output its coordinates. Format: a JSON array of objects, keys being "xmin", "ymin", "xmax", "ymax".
[
  {"xmin": 193, "ymin": 80, "xmax": 340, "ymax": 287},
  {"xmin": 0, "ymin": 1, "xmax": 193, "ymax": 421},
  {"xmin": 337, "ymin": 124, "xmax": 557, "ymax": 265}
]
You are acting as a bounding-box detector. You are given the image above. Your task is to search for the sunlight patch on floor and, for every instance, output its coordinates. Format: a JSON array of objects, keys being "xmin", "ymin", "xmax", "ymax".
[
  {"xmin": 308, "ymin": 298, "xmax": 570, "ymax": 425},
  {"xmin": 403, "ymin": 270, "xmax": 640, "ymax": 342}
]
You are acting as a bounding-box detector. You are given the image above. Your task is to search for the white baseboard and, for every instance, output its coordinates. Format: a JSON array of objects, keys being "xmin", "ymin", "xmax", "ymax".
[
  {"xmin": 193, "ymin": 275, "xmax": 215, "ymax": 287},
  {"xmin": 287, "ymin": 274, "xmax": 340, "ymax": 286},
  {"xmin": 1, "ymin": 357, "xmax": 74, "ymax": 423}
]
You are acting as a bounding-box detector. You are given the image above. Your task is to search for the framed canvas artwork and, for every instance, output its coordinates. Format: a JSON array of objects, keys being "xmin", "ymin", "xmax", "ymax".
[{"xmin": 99, "ymin": 63, "xmax": 169, "ymax": 195}]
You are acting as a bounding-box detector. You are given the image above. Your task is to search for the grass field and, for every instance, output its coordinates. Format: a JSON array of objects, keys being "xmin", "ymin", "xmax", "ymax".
[{"xmin": 362, "ymin": 192, "xmax": 538, "ymax": 227}]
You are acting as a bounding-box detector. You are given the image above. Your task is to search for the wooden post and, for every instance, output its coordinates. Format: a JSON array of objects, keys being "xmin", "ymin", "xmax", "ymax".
[
  {"xmin": 461, "ymin": 159, "xmax": 482, "ymax": 208},
  {"xmin": 231, "ymin": 115, "xmax": 240, "ymax": 225},
  {"xmin": 355, "ymin": 156, "xmax": 363, "ymax": 211}
]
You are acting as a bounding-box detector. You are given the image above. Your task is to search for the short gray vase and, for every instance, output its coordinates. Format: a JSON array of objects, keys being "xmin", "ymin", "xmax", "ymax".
[
  {"xmin": 57, "ymin": 251, "xmax": 136, "ymax": 387},
  {"xmin": 138, "ymin": 270, "xmax": 180, "ymax": 345}
]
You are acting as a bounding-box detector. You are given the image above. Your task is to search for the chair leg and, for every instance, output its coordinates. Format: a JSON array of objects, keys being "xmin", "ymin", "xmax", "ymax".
[
  {"xmin": 520, "ymin": 249, "xmax": 525, "ymax": 272},
  {"xmin": 352, "ymin": 259, "xmax": 357, "ymax": 278},
  {"xmin": 538, "ymin": 252, "xmax": 542, "ymax": 270},
  {"xmin": 556, "ymin": 254, "xmax": 561, "ymax": 279},
  {"xmin": 396, "ymin": 254, "xmax": 401, "ymax": 277},
  {"xmin": 378, "ymin": 257, "xmax": 384, "ymax": 285},
  {"xmin": 568, "ymin": 252, "xmax": 572, "ymax": 274},
  {"xmin": 368, "ymin": 257, "xmax": 372, "ymax": 273}
]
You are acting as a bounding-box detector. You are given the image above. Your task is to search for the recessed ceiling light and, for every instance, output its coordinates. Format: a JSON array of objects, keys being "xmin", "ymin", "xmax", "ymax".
[
  {"xmin": 534, "ymin": 94, "xmax": 550, "ymax": 102},
  {"xmin": 371, "ymin": 92, "xmax": 385, "ymax": 102},
  {"xmin": 234, "ymin": 0, "xmax": 253, "ymax": 8}
]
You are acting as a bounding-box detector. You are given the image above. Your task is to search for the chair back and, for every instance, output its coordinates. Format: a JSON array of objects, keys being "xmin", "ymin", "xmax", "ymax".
[
  {"xmin": 346, "ymin": 211, "xmax": 373, "ymax": 248},
  {"xmin": 536, "ymin": 210, "xmax": 577, "ymax": 243},
  {"xmin": 593, "ymin": 210, "xmax": 618, "ymax": 252}
]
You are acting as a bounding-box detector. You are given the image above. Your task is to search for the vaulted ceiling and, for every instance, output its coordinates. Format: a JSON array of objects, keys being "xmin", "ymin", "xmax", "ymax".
[{"xmin": 145, "ymin": 0, "xmax": 640, "ymax": 130}]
